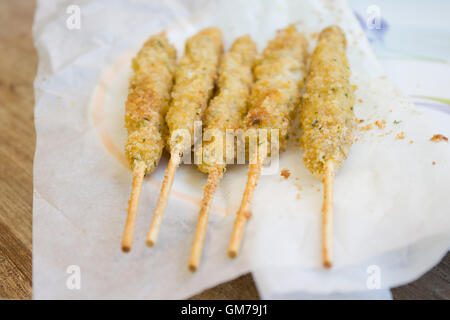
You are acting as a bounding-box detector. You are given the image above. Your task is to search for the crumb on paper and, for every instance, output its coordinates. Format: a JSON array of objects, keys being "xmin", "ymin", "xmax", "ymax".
[
  {"xmin": 296, "ymin": 194, "xmax": 301, "ymax": 200},
  {"xmin": 396, "ymin": 131, "xmax": 405, "ymax": 140},
  {"xmin": 432, "ymin": 161, "xmax": 436, "ymax": 165},
  {"xmin": 430, "ymin": 134, "xmax": 448, "ymax": 143},
  {"xmin": 358, "ymin": 99, "xmax": 363, "ymax": 103},
  {"xmin": 375, "ymin": 120, "xmax": 386, "ymax": 129},
  {"xmin": 280, "ymin": 168, "xmax": 290, "ymax": 179},
  {"xmin": 409, "ymin": 140, "xmax": 414, "ymax": 144},
  {"xmin": 362, "ymin": 123, "xmax": 372, "ymax": 131},
  {"xmin": 393, "ymin": 120, "xmax": 401, "ymax": 125}
]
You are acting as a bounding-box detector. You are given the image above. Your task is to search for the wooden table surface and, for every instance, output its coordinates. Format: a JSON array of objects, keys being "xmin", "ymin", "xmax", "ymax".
[{"xmin": 0, "ymin": 0, "xmax": 448, "ymax": 300}]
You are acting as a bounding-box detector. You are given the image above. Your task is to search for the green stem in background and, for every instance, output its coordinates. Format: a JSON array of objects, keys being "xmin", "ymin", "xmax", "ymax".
[
  {"xmin": 377, "ymin": 47, "xmax": 450, "ymax": 64},
  {"xmin": 412, "ymin": 96, "xmax": 450, "ymax": 106}
]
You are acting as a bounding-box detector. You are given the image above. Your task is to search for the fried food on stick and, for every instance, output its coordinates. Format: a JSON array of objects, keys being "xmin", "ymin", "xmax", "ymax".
[
  {"xmin": 146, "ymin": 27, "xmax": 223, "ymax": 247},
  {"xmin": 122, "ymin": 33, "xmax": 176, "ymax": 252},
  {"xmin": 228, "ymin": 26, "xmax": 308, "ymax": 258},
  {"xmin": 189, "ymin": 35, "xmax": 257, "ymax": 271},
  {"xmin": 299, "ymin": 26, "xmax": 356, "ymax": 268}
]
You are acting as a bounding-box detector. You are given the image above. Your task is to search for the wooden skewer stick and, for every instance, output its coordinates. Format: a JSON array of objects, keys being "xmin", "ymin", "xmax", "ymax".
[
  {"xmin": 322, "ymin": 161, "xmax": 335, "ymax": 268},
  {"xmin": 146, "ymin": 152, "xmax": 181, "ymax": 247},
  {"xmin": 122, "ymin": 161, "xmax": 146, "ymax": 252},
  {"xmin": 188, "ymin": 165, "xmax": 223, "ymax": 272},
  {"xmin": 228, "ymin": 156, "xmax": 263, "ymax": 258}
]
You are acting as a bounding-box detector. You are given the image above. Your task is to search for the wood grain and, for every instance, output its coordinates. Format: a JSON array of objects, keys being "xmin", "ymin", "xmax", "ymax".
[
  {"xmin": 190, "ymin": 274, "xmax": 261, "ymax": 300},
  {"xmin": 0, "ymin": 0, "xmax": 36, "ymax": 300},
  {"xmin": 0, "ymin": 0, "xmax": 448, "ymax": 300},
  {"xmin": 392, "ymin": 254, "xmax": 450, "ymax": 300}
]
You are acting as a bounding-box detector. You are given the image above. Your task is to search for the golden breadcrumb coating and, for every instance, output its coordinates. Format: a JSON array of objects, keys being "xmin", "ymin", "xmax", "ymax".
[
  {"xmin": 125, "ymin": 33, "xmax": 177, "ymax": 174},
  {"xmin": 166, "ymin": 27, "xmax": 223, "ymax": 154},
  {"xmin": 300, "ymin": 26, "xmax": 356, "ymax": 179},
  {"xmin": 245, "ymin": 25, "xmax": 308, "ymax": 152},
  {"xmin": 197, "ymin": 35, "xmax": 257, "ymax": 173},
  {"xmin": 430, "ymin": 134, "xmax": 448, "ymax": 143}
]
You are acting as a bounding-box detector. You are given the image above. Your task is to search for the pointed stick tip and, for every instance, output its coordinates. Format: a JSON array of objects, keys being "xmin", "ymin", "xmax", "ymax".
[
  {"xmin": 228, "ymin": 160, "xmax": 262, "ymax": 260},
  {"xmin": 188, "ymin": 263, "xmax": 198, "ymax": 272},
  {"xmin": 322, "ymin": 160, "xmax": 335, "ymax": 269},
  {"xmin": 146, "ymin": 153, "xmax": 181, "ymax": 248},
  {"xmin": 121, "ymin": 161, "xmax": 146, "ymax": 253},
  {"xmin": 188, "ymin": 165, "xmax": 223, "ymax": 271},
  {"xmin": 228, "ymin": 250, "xmax": 237, "ymax": 258}
]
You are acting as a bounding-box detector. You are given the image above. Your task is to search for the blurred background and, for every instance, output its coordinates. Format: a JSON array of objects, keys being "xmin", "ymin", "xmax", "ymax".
[
  {"xmin": 350, "ymin": 0, "xmax": 450, "ymax": 112},
  {"xmin": 0, "ymin": 0, "xmax": 448, "ymax": 299}
]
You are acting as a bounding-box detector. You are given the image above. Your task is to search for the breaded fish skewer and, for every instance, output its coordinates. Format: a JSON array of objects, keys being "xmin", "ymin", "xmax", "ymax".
[
  {"xmin": 122, "ymin": 33, "xmax": 177, "ymax": 252},
  {"xmin": 299, "ymin": 26, "xmax": 355, "ymax": 268},
  {"xmin": 189, "ymin": 36, "xmax": 257, "ymax": 271},
  {"xmin": 228, "ymin": 26, "xmax": 308, "ymax": 258},
  {"xmin": 146, "ymin": 27, "xmax": 223, "ymax": 247}
]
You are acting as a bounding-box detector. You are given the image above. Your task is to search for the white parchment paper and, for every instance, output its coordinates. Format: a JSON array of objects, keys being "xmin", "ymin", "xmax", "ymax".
[{"xmin": 33, "ymin": 0, "xmax": 450, "ymax": 299}]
